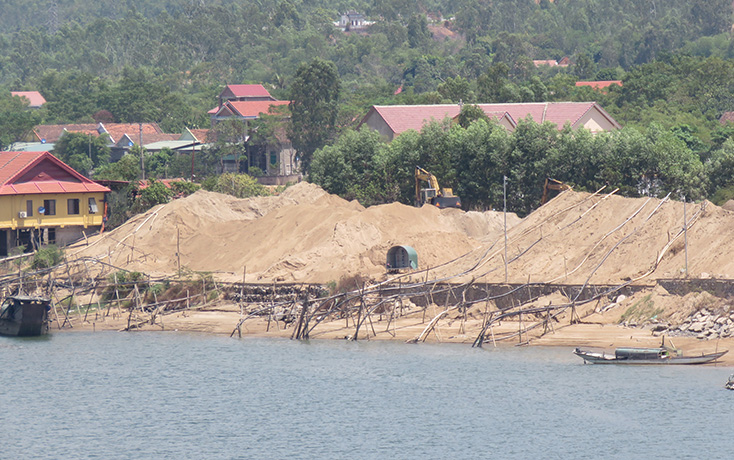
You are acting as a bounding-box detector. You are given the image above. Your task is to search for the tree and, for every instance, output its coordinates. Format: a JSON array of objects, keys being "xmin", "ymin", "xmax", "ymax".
[
  {"xmin": 287, "ymin": 58, "xmax": 341, "ymax": 173},
  {"xmin": 0, "ymin": 93, "xmax": 39, "ymax": 151},
  {"xmin": 477, "ymin": 63, "xmax": 510, "ymax": 102},
  {"xmin": 206, "ymin": 172, "xmax": 271, "ymax": 198},
  {"xmin": 407, "ymin": 14, "xmax": 430, "ymax": 49},
  {"xmin": 438, "ymin": 76, "xmax": 473, "ymax": 104},
  {"xmin": 457, "ymin": 104, "xmax": 489, "ymax": 128},
  {"xmin": 93, "ymin": 153, "xmax": 141, "ymax": 181},
  {"xmin": 133, "ymin": 178, "xmax": 174, "ymax": 213},
  {"xmin": 52, "ymin": 132, "xmax": 111, "ymax": 176},
  {"xmin": 310, "ymin": 128, "xmax": 387, "ymax": 205}
]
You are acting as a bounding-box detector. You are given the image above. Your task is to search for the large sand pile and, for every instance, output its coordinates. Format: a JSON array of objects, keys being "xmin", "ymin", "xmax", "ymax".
[
  {"xmin": 450, "ymin": 189, "xmax": 734, "ymax": 285},
  {"xmin": 71, "ymin": 183, "xmax": 518, "ymax": 283},
  {"xmin": 71, "ymin": 185, "xmax": 734, "ymax": 286}
]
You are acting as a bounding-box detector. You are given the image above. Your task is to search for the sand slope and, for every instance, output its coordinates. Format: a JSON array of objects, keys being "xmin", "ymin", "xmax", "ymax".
[
  {"xmin": 72, "ymin": 183, "xmax": 518, "ymax": 283},
  {"xmin": 71, "ymin": 184, "xmax": 734, "ymax": 286}
]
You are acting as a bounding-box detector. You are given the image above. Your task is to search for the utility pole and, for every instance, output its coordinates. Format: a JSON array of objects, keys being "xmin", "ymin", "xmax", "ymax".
[
  {"xmin": 139, "ymin": 123, "xmax": 145, "ymax": 181},
  {"xmin": 683, "ymin": 197, "xmax": 688, "ymax": 278},
  {"xmin": 504, "ymin": 175, "xmax": 508, "ymax": 284}
]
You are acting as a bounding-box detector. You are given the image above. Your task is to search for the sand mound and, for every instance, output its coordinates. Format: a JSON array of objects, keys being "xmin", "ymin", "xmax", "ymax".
[
  {"xmin": 448, "ymin": 189, "xmax": 734, "ymax": 285},
  {"xmin": 71, "ymin": 185, "xmax": 734, "ymax": 286},
  {"xmin": 72, "ymin": 182, "xmax": 518, "ymax": 283}
]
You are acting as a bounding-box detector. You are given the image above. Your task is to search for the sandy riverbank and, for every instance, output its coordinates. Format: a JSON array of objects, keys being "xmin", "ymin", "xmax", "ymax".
[{"xmin": 62, "ymin": 300, "xmax": 734, "ymax": 366}]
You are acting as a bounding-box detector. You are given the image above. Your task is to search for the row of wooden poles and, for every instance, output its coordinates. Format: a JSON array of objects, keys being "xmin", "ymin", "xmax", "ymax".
[
  {"xmin": 0, "ymin": 185, "xmax": 700, "ymax": 346},
  {"xmin": 0, "ymin": 252, "xmax": 628, "ymax": 345}
]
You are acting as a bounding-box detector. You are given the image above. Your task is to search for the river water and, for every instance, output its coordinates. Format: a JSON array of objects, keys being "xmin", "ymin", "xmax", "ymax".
[{"xmin": 1, "ymin": 332, "xmax": 732, "ymax": 459}]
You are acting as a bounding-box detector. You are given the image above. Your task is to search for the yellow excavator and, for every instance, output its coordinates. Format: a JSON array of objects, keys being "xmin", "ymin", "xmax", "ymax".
[
  {"xmin": 414, "ymin": 166, "xmax": 461, "ymax": 209},
  {"xmin": 541, "ymin": 178, "xmax": 572, "ymax": 205}
]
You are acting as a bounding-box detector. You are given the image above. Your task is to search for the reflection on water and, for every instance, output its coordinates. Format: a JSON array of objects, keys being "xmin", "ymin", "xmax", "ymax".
[{"xmin": 0, "ymin": 333, "xmax": 732, "ymax": 459}]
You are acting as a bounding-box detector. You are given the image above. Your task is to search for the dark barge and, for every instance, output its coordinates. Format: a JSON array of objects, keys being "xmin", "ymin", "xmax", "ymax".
[{"xmin": 0, "ymin": 296, "xmax": 51, "ymax": 337}]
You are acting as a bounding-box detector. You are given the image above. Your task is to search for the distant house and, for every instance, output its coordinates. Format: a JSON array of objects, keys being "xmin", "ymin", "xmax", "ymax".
[
  {"xmin": 359, "ymin": 102, "xmax": 621, "ymax": 141},
  {"xmin": 532, "ymin": 57, "xmax": 570, "ymax": 68},
  {"xmin": 143, "ymin": 128, "xmax": 211, "ymax": 156},
  {"xmin": 0, "ymin": 151, "xmax": 110, "ymax": 256},
  {"xmin": 210, "ymin": 85, "xmax": 299, "ymax": 183},
  {"xmin": 334, "ymin": 11, "xmax": 373, "ymax": 31},
  {"xmin": 28, "ymin": 123, "xmax": 208, "ymax": 162},
  {"xmin": 210, "ymin": 84, "xmax": 277, "ymax": 115},
  {"xmin": 719, "ymin": 112, "xmax": 734, "ymax": 125},
  {"xmin": 10, "ymin": 91, "xmax": 46, "ymax": 108},
  {"xmin": 575, "ymin": 80, "xmax": 622, "ymax": 93}
]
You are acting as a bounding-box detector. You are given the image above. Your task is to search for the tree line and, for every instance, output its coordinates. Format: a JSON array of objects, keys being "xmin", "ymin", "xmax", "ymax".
[
  {"xmin": 310, "ymin": 111, "xmax": 731, "ymax": 216},
  {"xmin": 3, "ymin": 0, "xmax": 734, "ymax": 215}
]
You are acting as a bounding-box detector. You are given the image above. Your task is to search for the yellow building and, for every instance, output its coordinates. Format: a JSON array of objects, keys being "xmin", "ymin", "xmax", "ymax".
[{"xmin": 0, "ymin": 151, "xmax": 110, "ymax": 257}]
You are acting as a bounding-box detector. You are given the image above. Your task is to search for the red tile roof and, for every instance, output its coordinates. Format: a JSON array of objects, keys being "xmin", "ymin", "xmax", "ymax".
[
  {"xmin": 101, "ymin": 123, "xmax": 163, "ymax": 144},
  {"xmin": 575, "ymin": 80, "xmax": 623, "ymax": 90},
  {"xmin": 533, "ymin": 60, "xmax": 560, "ymax": 67},
  {"xmin": 11, "ymin": 91, "xmax": 46, "ymax": 107},
  {"xmin": 364, "ymin": 102, "xmax": 620, "ymax": 136},
  {"xmin": 225, "ymin": 84, "xmax": 273, "ymax": 99},
  {"xmin": 188, "ymin": 129, "xmax": 213, "ymax": 142},
  {"xmin": 34, "ymin": 124, "xmax": 98, "ymax": 143},
  {"xmin": 0, "ymin": 151, "xmax": 110, "ymax": 196},
  {"xmin": 222, "ymin": 100, "xmax": 289, "ymax": 118},
  {"xmin": 720, "ymin": 112, "xmax": 734, "ymax": 124}
]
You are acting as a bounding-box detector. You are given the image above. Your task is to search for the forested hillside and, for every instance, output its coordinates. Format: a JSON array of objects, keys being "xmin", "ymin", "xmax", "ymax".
[{"xmin": 3, "ymin": 0, "xmax": 734, "ymax": 213}]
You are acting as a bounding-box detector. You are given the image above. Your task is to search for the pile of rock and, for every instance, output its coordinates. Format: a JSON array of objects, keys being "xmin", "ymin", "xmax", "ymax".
[{"xmin": 664, "ymin": 308, "xmax": 734, "ymax": 339}]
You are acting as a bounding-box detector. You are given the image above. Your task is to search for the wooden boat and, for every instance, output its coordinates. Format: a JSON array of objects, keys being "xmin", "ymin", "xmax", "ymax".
[
  {"xmin": 573, "ymin": 338, "xmax": 727, "ymax": 365},
  {"xmin": 0, "ymin": 296, "xmax": 51, "ymax": 337}
]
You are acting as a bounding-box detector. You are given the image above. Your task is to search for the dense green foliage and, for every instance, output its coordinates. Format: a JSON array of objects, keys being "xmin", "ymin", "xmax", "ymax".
[
  {"xmin": 202, "ymin": 173, "xmax": 271, "ymax": 198},
  {"xmin": 4, "ymin": 0, "xmax": 734, "ymax": 213},
  {"xmin": 288, "ymin": 58, "xmax": 341, "ymax": 171},
  {"xmin": 0, "ymin": 93, "xmax": 39, "ymax": 150},
  {"xmin": 31, "ymin": 245, "xmax": 63, "ymax": 270},
  {"xmin": 311, "ymin": 119, "xmax": 710, "ymax": 216},
  {"xmin": 3, "ymin": 0, "xmax": 734, "ymax": 132},
  {"xmin": 51, "ymin": 131, "xmax": 110, "ymax": 174}
]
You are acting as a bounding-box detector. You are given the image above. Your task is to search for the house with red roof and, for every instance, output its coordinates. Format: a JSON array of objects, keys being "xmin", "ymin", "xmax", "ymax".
[
  {"xmin": 359, "ymin": 102, "xmax": 621, "ymax": 141},
  {"xmin": 0, "ymin": 151, "xmax": 110, "ymax": 256},
  {"xmin": 209, "ymin": 84, "xmax": 277, "ymax": 116},
  {"xmin": 26, "ymin": 123, "xmax": 211, "ymax": 162},
  {"xmin": 10, "ymin": 91, "xmax": 46, "ymax": 108},
  {"xmin": 209, "ymin": 84, "xmax": 299, "ymax": 183},
  {"xmin": 575, "ymin": 80, "xmax": 623, "ymax": 93}
]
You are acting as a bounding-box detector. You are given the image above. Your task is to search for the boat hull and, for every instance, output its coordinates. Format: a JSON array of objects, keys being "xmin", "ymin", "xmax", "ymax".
[
  {"xmin": 0, "ymin": 297, "xmax": 50, "ymax": 337},
  {"xmin": 573, "ymin": 349, "xmax": 727, "ymax": 365}
]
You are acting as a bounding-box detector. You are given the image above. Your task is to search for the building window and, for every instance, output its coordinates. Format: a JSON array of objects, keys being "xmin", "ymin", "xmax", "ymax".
[
  {"xmin": 67, "ymin": 199, "xmax": 80, "ymax": 215},
  {"xmin": 88, "ymin": 197, "xmax": 98, "ymax": 214},
  {"xmin": 270, "ymin": 152, "xmax": 277, "ymax": 166},
  {"xmin": 26, "ymin": 200, "xmax": 33, "ymax": 217},
  {"xmin": 43, "ymin": 199, "xmax": 56, "ymax": 216}
]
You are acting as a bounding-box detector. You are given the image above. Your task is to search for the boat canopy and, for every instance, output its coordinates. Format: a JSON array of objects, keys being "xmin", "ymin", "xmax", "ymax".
[{"xmin": 615, "ymin": 348, "xmax": 665, "ymax": 360}]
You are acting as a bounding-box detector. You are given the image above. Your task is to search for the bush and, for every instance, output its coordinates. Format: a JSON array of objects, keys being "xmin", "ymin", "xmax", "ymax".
[
  {"xmin": 170, "ymin": 180, "xmax": 200, "ymax": 197},
  {"xmin": 31, "ymin": 245, "xmax": 63, "ymax": 270}
]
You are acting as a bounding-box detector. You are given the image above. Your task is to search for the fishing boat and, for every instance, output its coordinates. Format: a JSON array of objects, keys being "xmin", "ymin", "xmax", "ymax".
[
  {"xmin": 573, "ymin": 338, "xmax": 727, "ymax": 365},
  {"xmin": 0, "ymin": 296, "xmax": 51, "ymax": 337}
]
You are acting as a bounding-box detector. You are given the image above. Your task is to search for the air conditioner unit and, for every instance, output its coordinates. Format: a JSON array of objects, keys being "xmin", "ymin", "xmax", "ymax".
[{"xmin": 18, "ymin": 211, "xmax": 27, "ymax": 218}]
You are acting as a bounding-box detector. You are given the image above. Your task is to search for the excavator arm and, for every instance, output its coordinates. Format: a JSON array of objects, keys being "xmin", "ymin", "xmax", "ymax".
[
  {"xmin": 541, "ymin": 178, "xmax": 571, "ymax": 205},
  {"xmin": 414, "ymin": 166, "xmax": 461, "ymax": 209}
]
